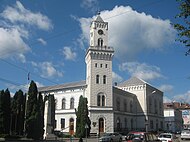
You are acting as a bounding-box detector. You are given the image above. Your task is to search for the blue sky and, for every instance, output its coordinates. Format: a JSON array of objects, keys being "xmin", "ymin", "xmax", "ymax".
[{"xmin": 0, "ymin": 0, "xmax": 189, "ymax": 103}]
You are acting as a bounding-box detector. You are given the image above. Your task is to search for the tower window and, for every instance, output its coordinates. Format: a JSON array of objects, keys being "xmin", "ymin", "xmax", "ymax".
[
  {"xmin": 96, "ymin": 75, "xmax": 99, "ymax": 84},
  {"xmin": 98, "ymin": 38, "xmax": 103, "ymax": 47},
  {"xmin": 95, "ymin": 63, "xmax": 97, "ymax": 67},
  {"xmin": 105, "ymin": 64, "xmax": 108, "ymax": 68},
  {"xmin": 97, "ymin": 94, "xmax": 105, "ymax": 106},
  {"xmin": 103, "ymin": 75, "xmax": 106, "ymax": 84},
  {"xmin": 100, "ymin": 64, "xmax": 102, "ymax": 68}
]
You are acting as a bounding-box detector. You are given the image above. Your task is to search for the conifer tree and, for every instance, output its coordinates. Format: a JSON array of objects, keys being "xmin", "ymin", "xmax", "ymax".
[
  {"xmin": 11, "ymin": 90, "xmax": 25, "ymax": 135},
  {"xmin": 76, "ymin": 96, "xmax": 91, "ymax": 138},
  {"xmin": 4, "ymin": 89, "xmax": 11, "ymax": 134},
  {"xmin": 25, "ymin": 80, "xmax": 44, "ymax": 140},
  {"xmin": 0, "ymin": 90, "xmax": 5, "ymax": 134}
]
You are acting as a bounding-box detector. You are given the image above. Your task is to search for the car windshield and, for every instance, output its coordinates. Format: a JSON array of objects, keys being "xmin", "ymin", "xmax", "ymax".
[{"xmin": 159, "ymin": 134, "xmax": 172, "ymax": 138}]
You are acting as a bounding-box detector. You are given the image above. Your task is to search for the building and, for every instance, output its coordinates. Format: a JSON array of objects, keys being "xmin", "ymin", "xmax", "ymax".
[
  {"xmin": 39, "ymin": 14, "xmax": 164, "ymax": 138},
  {"xmin": 163, "ymin": 103, "xmax": 183, "ymax": 133}
]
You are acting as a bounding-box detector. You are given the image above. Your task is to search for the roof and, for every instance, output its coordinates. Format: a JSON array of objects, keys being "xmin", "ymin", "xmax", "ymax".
[
  {"xmin": 95, "ymin": 15, "xmax": 104, "ymax": 22},
  {"xmin": 118, "ymin": 77, "xmax": 147, "ymax": 87},
  {"xmin": 38, "ymin": 80, "xmax": 86, "ymax": 92}
]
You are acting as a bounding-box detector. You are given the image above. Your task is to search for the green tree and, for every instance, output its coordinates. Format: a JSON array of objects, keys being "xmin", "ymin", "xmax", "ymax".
[
  {"xmin": 0, "ymin": 90, "xmax": 5, "ymax": 134},
  {"xmin": 174, "ymin": 0, "xmax": 190, "ymax": 55},
  {"xmin": 76, "ymin": 96, "xmax": 91, "ymax": 138},
  {"xmin": 11, "ymin": 90, "xmax": 25, "ymax": 135},
  {"xmin": 25, "ymin": 80, "xmax": 44, "ymax": 140}
]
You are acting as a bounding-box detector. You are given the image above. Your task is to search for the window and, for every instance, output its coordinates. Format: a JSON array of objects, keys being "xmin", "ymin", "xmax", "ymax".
[
  {"xmin": 62, "ymin": 98, "xmax": 66, "ymax": 109},
  {"xmin": 124, "ymin": 100, "xmax": 127, "ymax": 112},
  {"xmin": 150, "ymin": 120, "xmax": 154, "ymax": 129},
  {"xmin": 100, "ymin": 64, "xmax": 102, "ymax": 68},
  {"xmin": 103, "ymin": 75, "xmax": 106, "ymax": 84},
  {"xmin": 97, "ymin": 93, "xmax": 105, "ymax": 106},
  {"xmin": 116, "ymin": 118, "xmax": 121, "ymax": 131},
  {"xmin": 105, "ymin": 64, "xmax": 108, "ymax": 68},
  {"xmin": 95, "ymin": 63, "xmax": 97, "ymax": 67},
  {"xmin": 125, "ymin": 118, "xmax": 127, "ymax": 128},
  {"xmin": 70, "ymin": 97, "xmax": 74, "ymax": 109},
  {"xmin": 130, "ymin": 101, "xmax": 133, "ymax": 113},
  {"xmin": 96, "ymin": 75, "xmax": 99, "ymax": 84},
  {"xmin": 55, "ymin": 99, "xmax": 58, "ymax": 110},
  {"xmin": 61, "ymin": 118, "xmax": 65, "ymax": 129},
  {"xmin": 98, "ymin": 38, "xmax": 103, "ymax": 46},
  {"xmin": 116, "ymin": 98, "xmax": 120, "ymax": 111}
]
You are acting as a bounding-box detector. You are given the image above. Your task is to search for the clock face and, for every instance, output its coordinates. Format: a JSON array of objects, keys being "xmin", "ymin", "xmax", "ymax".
[{"xmin": 98, "ymin": 29, "xmax": 103, "ymax": 35}]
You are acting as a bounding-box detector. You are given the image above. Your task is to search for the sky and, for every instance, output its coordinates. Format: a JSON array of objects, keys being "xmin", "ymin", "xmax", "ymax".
[{"xmin": 0, "ymin": 0, "xmax": 189, "ymax": 103}]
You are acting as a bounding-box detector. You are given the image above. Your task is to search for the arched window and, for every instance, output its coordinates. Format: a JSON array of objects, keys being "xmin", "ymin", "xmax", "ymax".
[
  {"xmin": 130, "ymin": 101, "xmax": 132, "ymax": 112},
  {"xmin": 116, "ymin": 98, "xmax": 120, "ymax": 111},
  {"xmin": 102, "ymin": 95, "xmax": 105, "ymax": 106},
  {"xmin": 70, "ymin": 97, "xmax": 74, "ymax": 109},
  {"xmin": 116, "ymin": 117, "xmax": 121, "ymax": 131},
  {"xmin": 97, "ymin": 93, "xmax": 105, "ymax": 106},
  {"xmin": 62, "ymin": 98, "xmax": 66, "ymax": 109},
  {"xmin": 96, "ymin": 75, "xmax": 99, "ymax": 84},
  {"xmin": 103, "ymin": 75, "xmax": 106, "ymax": 84},
  {"xmin": 98, "ymin": 38, "xmax": 103, "ymax": 47},
  {"xmin": 124, "ymin": 100, "xmax": 127, "ymax": 112}
]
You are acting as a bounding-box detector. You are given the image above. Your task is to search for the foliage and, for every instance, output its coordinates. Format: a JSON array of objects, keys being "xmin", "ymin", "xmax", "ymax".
[
  {"xmin": 75, "ymin": 96, "xmax": 91, "ymax": 138},
  {"xmin": 0, "ymin": 89, "xmax": 11, "ymax": 134},
  {"xmin": 25, "ymin": 80, "xmax": 44, "ymax": 140},
  {"xmin": 11, "ymin": 90, "xmax": 25, "ymax": 135},
  {"xmin": 174, "ymin": 0, "xmax": 190, "ymax": 55}
]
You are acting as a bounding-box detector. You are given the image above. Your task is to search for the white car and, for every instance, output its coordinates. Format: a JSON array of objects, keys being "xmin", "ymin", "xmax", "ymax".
[
  {"xmin": 158, "ymin": 133, "xmax": 179, "ymax": 142},
  {"xmin": 181, "ymin": 130, "xmax": 190, "ymax": 140}
]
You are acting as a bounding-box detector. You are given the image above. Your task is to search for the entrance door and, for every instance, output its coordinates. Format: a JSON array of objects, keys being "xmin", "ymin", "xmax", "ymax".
[
  {"xmin": 99, "ymin": 118, "xmax": 104, "ymax": 133},
  {"xmin": 69, "ymin": 118, "xmax": 74, "ymax": 135}
]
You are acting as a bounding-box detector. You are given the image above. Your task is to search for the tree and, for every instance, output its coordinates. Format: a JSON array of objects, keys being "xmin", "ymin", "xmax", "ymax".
[
  {"xmin": 11, "ymin": 90, "xmax": 25, "ymax": 135},
  {"xmin": 25, "ymin": 80, "xmax": 44, "ymax": 140},
  {"xmin": 0, "ymin": 90, "xmax": 5, "ymax": 134},
  {"xmin": 174, "ymin": 0, "xmax": 190, "ymax": 55},
  {"xmin": 75, "ymin": 96, "xmax": 91, "ymax": 138},
  {"xmin": 0, "ymin": 89, "xmax": 11, "ymax": 135}
]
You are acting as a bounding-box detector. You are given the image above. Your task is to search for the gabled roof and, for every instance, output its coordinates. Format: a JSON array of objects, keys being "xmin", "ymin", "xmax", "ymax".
[
  {"xmin": 118, "ymin": 77, "xmax": 147, "ymax": 87},
  {"xmin": 95, "ymin": 15, "xmax": 104, "ymax": 22},
  {"xmin": 38, "ymin": 80, "xmax": 86, "ymax": 92}
]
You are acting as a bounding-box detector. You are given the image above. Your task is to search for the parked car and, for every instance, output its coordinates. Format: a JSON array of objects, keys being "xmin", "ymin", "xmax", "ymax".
[
  {"xmin": 181, "ymin": 130, "xmax": 190, "ymax": 140},
  {"xmin": 99, "ymin": 132, "xmax": 122, "ymax": 142},
  {"xmin": 125, "ymin": 131, "xmax": 161, "ymax": 142},
  {"xmin": 158, "ymin": 133, "xmax": 179, "ymax": 142},
  {"xmin": 125, "ymin": 131, "xmax": 145, "ymax": 141}
]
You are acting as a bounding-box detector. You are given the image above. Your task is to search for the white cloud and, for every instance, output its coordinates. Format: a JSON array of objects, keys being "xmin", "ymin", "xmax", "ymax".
[
  {"xmin": 1, "ymin": 1, "xmax": 53, "ymax": 31},
  {"xmin": 163, "ymin": 96, "xmax": 172, "ymax": 103},
  {"xmin": 0, "ymin": 27, "xmax": 30, "ymax": 62},
  {"xmin": 119, "ymin": 61, "xmax": 164, "ymax": 81},
  {"xmin": 0, "ymin": 1, "xmax": 53, "ymax": 61},
  {"xmin": 112, "ymin": 72, "xmax": 123, "ymax": 84},
  {"xmin": 32, "ymin": 61, "xmax": 63, "ymax": 78},
  {"xmin": 62, "ymin": 46, "xmax": 77, "ymax": 61},
  {"xmin": 81, "ymin": 0, "xmax": 99, "ymax": 14},
  {"xmin": 173, "ymin": 90, "xmax": 190, "ymax": 103},
  {"xmin": 78, "ymin": 5, "xmax": 176, "ymax": 60},
  {"xmin": 37, "ymin": 38, "xmax": 47, "ymax": 46},
  {"xmin": 159, "ymin": 84, "xmax": 174, "ymax": 92}
]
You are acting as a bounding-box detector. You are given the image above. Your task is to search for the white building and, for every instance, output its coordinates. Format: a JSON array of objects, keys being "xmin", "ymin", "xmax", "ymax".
[
  {"xmin": 39, "ymin": 14, "xmax": 164, "ymax": 137},
  {"xmin": 164, "ymin": 108, "xmax": 182, "ymax": 133}
]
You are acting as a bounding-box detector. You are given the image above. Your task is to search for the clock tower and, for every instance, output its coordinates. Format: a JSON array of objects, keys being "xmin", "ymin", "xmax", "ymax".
[{"xmin": 85, "ymin": 14, "xmax": 114, "ymax": 133}]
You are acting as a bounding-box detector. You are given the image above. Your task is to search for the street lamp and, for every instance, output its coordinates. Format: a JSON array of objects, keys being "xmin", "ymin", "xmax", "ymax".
[{"xmin": 145, "ymin": 90, "xmax": 156, "ymax": 132}]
